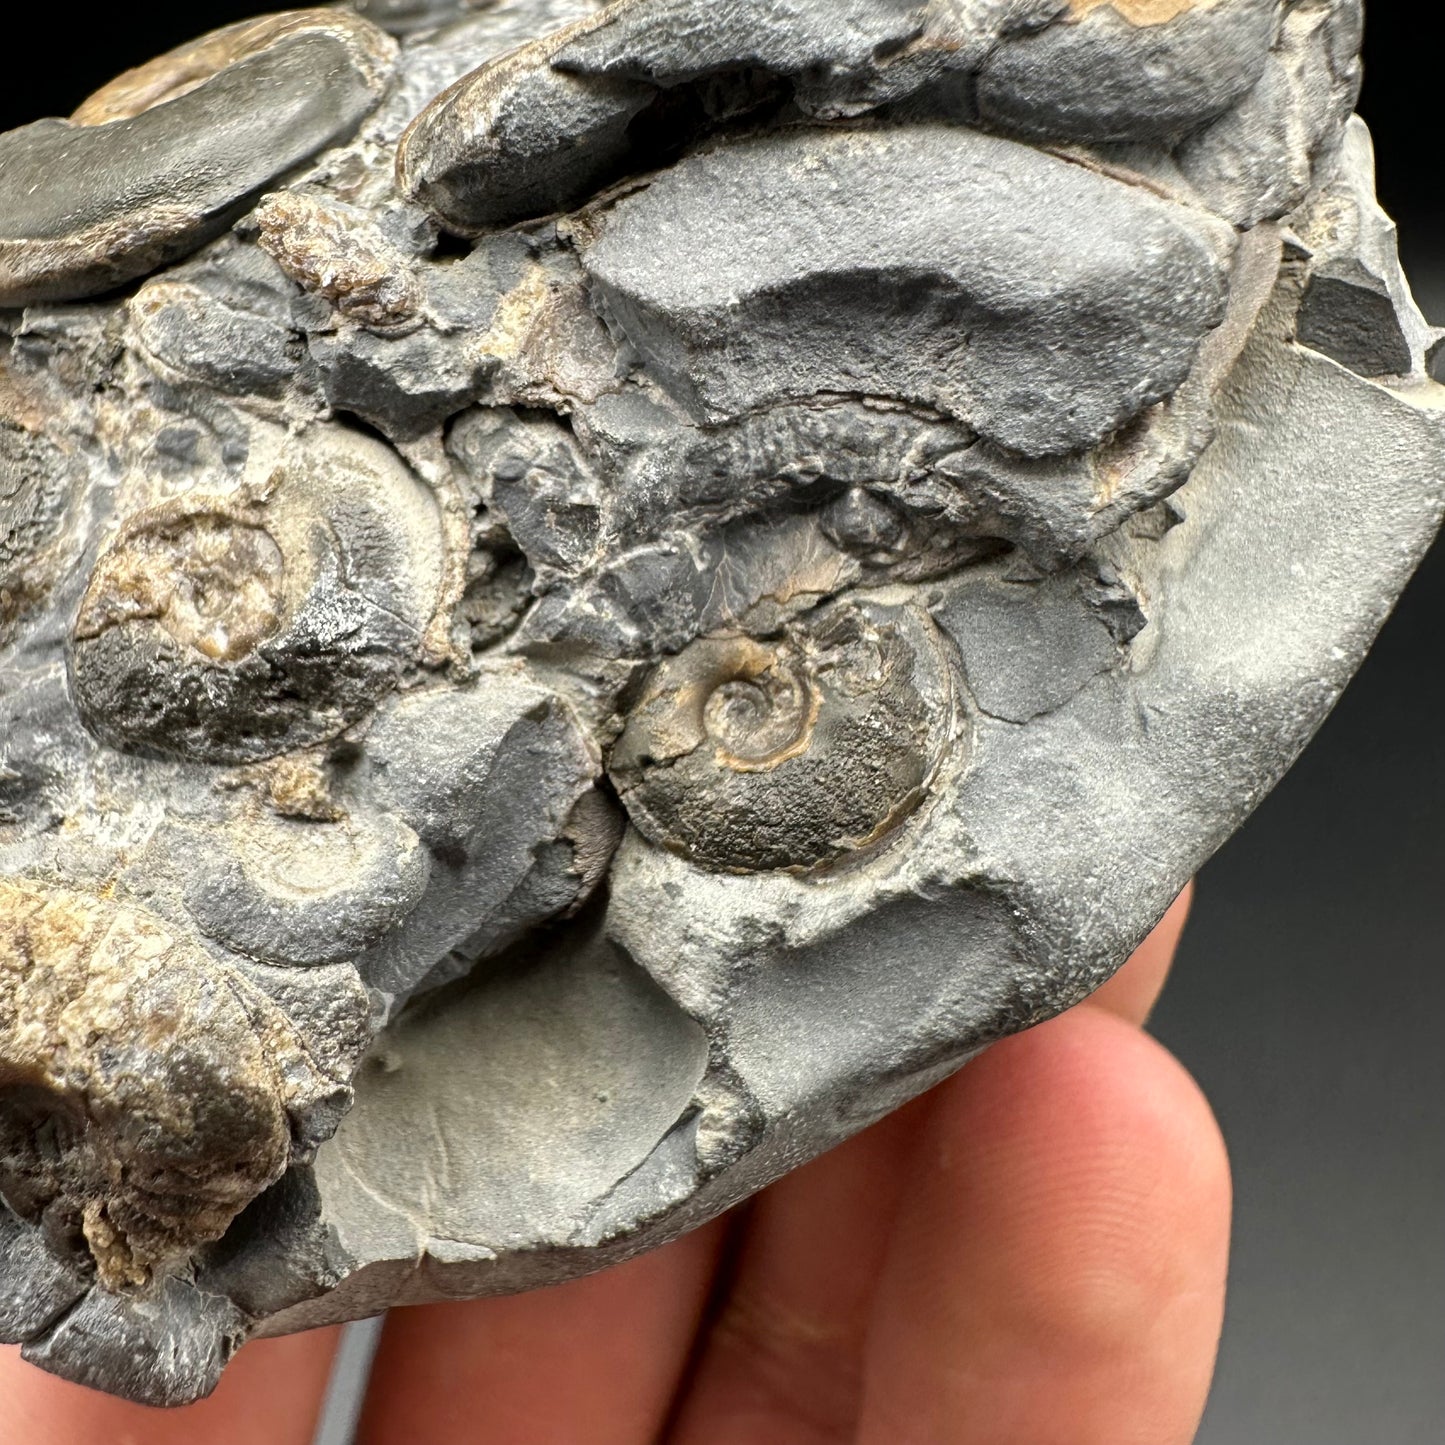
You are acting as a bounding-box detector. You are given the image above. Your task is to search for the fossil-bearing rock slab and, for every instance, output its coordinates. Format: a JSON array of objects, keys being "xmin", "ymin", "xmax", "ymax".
[{"xmin": 0, "ymin": 0, "xmax": 1440, "ymax": 1407}]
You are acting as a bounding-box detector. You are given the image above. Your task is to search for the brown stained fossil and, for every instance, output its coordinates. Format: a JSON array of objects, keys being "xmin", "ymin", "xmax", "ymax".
[
  {"xmin": 75, "ymin": 511, "xmax": 286, "ymax": 667},
  {"xmin": 0, "ymin": 879, "xmax": 337, "ymax": 1292},
  {"xmin": 0, "ymin": 427, "xmax": 72, "ymax": 653},
  {"xmin": 253, "ymin": 192, "xmax": 422, "ymax": 330},
  {"xmin": 610, "ymin": 601, "xmax": 960, "ymax": 874},
  {"xmin": 1068, "ymin": 0, "xmax": 1220, "ymax": 22}
]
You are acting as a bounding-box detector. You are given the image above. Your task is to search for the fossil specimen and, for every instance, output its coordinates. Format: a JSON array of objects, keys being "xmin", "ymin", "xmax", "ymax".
[{"xmin": 0, "ymin": 0, "xmax": 1441, "ymax": 1407}]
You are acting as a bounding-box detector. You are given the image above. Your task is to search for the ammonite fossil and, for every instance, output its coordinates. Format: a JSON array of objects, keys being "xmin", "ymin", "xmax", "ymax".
[
  {"xmin": 0, "ymin": 0, "xmax": 1441, "ymax": 1407},
  {"xmin": 611, "ymin": 600, "xmax": 961, "ymax": 873},
  {"xmin": 69, "ymin": 426, "xmax": 446, "ymax": 763}
]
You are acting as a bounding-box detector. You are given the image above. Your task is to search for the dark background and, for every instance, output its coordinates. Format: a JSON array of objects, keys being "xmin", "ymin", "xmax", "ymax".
[{"xmin": 4, "ymin": 7, "xmax": 1442, "ymax": 1441}]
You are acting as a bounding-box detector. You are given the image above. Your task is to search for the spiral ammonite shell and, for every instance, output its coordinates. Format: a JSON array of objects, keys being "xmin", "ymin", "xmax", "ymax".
[
  {"xmin": 610, "ymin": 600, "xmax": 960, "ymax": 873},
  {"xmin": 68, "ymin": 428, "xmax": 445, "ymax": 764}
]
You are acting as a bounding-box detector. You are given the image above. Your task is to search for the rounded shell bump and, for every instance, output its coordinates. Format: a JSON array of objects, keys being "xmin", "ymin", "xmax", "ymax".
[{"xmin": 0, "ymin": 9, "xmax": 397, "ymax": 307}]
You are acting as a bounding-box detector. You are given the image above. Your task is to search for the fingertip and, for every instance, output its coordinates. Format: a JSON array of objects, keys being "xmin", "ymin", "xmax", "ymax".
[
  {"xmin": 949, "ymin": 1008, "xmax": 1230, "ymax": 1355},
  {"xmin": 861, "ymin": 1005, "xmax": 1230, "ymax": 1445}
]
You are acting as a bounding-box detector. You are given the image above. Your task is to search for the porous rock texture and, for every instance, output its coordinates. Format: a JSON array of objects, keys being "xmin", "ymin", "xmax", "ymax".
[{"xmin": 0, "ymin": 0, "xmax": 1441, "ymax": 1406}]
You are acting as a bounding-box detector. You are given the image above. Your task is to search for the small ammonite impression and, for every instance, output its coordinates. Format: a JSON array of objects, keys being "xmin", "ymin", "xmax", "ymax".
[
  {"xmin": 610, "ymin": 600, "xmax": 960, "ymax": 873},
  {"xmin": 69, "ymin": 428, "xmax": 445, "ymax": 764}
]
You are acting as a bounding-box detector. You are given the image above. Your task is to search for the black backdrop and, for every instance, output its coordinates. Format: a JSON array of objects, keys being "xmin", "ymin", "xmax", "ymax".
[{"xmin": 4, "ymin": 7, "xmax": 1443, "ymax": 1440}]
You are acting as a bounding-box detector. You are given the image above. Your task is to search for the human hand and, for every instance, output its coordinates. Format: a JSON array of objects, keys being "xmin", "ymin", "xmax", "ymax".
[{"xmin": 0, "ymin": 889, "xmax": 1226, "ymax": 1445}]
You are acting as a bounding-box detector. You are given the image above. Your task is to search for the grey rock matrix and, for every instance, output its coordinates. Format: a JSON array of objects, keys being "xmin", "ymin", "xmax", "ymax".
[{"xmin": 0, "ymin": 0, "xmax": 1439, "ymax": 1407}]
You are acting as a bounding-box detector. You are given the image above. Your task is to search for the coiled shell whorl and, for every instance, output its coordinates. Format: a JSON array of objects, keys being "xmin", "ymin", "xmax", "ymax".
[{"xmin": 609, "ymin": 599, "xmax": 961, "ymax": 874}]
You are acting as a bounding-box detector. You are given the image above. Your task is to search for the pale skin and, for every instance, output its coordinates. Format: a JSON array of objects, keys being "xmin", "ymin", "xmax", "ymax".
[{"xmin": 0, "ymin": 886, "xmax": 1230, "ymax": 1445}]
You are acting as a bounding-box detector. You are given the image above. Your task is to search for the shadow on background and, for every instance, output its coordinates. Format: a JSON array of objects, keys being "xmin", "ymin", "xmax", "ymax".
[{"xmin": 2, "ymin": 6, "xmax": 1442, "ymax": 1442}]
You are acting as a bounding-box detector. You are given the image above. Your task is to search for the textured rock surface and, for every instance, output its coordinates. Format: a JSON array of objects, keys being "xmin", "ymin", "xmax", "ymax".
[
  {"xmin": 581, "ymin": 125, "xmax": 1235, "ymax": 450},
  {"xmin": 0, "ymin": 0, "xmax": 1440, "ymax": 1406}
]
